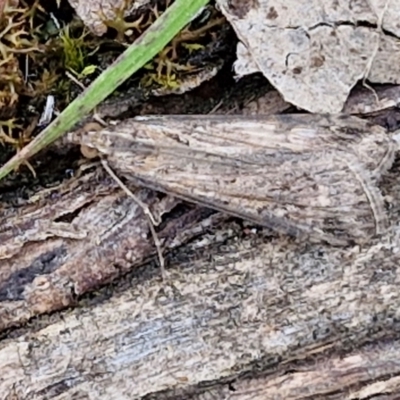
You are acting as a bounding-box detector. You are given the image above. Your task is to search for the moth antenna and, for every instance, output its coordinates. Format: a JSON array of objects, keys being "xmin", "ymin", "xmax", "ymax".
[{"xmin": 100, "ymin": 159, "xmax": 166, "ymax": 280}]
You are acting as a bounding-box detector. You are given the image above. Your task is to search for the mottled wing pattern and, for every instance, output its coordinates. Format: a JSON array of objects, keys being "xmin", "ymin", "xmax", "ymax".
[{"xmin": 77, "ymin": 114, "xmax": 396, "ymax": 245}]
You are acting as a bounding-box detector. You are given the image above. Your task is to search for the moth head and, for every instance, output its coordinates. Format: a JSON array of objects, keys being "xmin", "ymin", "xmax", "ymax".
[{"xmin": 67, "ymin": 122, "xmax": 108, "ymax": 159}]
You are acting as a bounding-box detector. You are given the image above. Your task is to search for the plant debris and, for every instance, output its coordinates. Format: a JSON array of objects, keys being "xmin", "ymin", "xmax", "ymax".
[{"xmin": 216, "ymin": 0, "xmax": 400, "ymax": 113}]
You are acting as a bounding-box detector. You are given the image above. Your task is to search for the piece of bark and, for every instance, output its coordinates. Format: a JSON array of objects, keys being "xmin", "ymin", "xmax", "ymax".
[
  {"xmin": 240, "ymin": 88, "xmax": 291, "ymax": 115},
  {"xmin": 2, "ymin": 215, "xmax": 400, "ymax": 399},
  {"xmin": 1, "ymin": 160, "xmax": 400, "ymax": 399},
  {"xmin": 0, "ymin": 165, "xmax": 225, "ymax": 332}
]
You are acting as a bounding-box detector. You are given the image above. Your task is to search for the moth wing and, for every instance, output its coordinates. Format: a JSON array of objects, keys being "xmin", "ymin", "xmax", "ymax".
[
  {"xmin": 110, "ymin": 148, "xmax": 386, "ymax": 245},
  {"xmin": 82, "ymin": 114, "xmax": 395, "ymax": 244},
  {"xmin": 127, "ymin": 114, "xmax": 396, "ymax": 177}
]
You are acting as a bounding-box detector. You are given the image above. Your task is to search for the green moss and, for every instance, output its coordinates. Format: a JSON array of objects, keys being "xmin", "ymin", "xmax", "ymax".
[{"xmin": 59, "ymin": 25, "xmax": 93, "ymax": 75}]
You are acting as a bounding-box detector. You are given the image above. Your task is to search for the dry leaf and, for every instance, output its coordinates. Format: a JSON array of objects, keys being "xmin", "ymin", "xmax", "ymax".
[{"xmin": 217, "ymin": 0, "xmax": 400, "ymax": 113}]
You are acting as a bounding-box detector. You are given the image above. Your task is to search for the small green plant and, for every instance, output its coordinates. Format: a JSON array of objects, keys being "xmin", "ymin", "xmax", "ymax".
[{"xmin": 59, "ymin": 25, "xmax": 97, "ymax": 76}]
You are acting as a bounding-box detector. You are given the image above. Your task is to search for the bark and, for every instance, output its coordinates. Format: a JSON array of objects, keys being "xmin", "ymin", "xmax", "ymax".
[
  {"xmin": 2, "ymin": 211, "xmax": 400, "ymax": 399},
  {"xmin": 0, "ymin": 165, "xmax": 222, "ymax": 332},
  {"xmin": 1, "ymin": 159, "xmax": 400, "ymax": 399}
]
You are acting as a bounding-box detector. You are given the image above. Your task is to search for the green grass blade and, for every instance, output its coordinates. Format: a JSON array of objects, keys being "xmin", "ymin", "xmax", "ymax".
[{"xmin": 0, "ymin": 0, "xmax": 209, "ymax": 181}]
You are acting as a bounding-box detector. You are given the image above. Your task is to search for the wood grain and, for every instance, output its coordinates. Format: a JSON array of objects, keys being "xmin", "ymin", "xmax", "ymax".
[
  {"xmin": 0, "ymin": 165, "xmax": 222, "ymax": 332},
  {"xmin": 2, "ymin": 218, "xmax": 400, "ymax": 398}
]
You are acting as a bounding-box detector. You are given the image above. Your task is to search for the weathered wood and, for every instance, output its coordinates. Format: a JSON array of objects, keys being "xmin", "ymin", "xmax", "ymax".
[
  {"xmin": 0, "ymin": 165, "xmax": 221, "ymax": 332},
  {"xmin": 2, "ymin": 215, "xmax": 400, "ymax": 399},
  {"xmin": 2, "ymin": 145, "xmax": 400, "ymax": 399}
]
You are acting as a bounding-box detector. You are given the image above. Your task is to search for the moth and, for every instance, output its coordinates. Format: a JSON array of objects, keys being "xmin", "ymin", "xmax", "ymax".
[{"xmin": 68, "ymin": 114, "xmax": 397, "ymax": 246}]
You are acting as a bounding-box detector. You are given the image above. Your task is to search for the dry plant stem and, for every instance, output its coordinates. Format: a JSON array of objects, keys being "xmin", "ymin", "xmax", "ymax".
[
  {"xmin": 70, "ymin": 114, "xmax": 397, "ymax": 246},
  {"xmin": 101, "ymin": 159, "xmax": 166, "ymax": 278}
]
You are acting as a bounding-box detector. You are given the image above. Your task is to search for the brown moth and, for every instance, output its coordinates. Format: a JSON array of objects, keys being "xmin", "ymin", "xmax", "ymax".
[{"xmin": 69, "ymin": 114, "xmax": 397, "ymax": 246}]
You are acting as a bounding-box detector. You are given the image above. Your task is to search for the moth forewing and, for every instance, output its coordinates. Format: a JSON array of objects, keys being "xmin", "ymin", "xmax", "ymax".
[
  {"xmin": 123, "ymin": 114, "xmax": 396, "ymax": 175},
  {"xmin": 75, "ymin": 114, "xmax": 397, "ymax": 245},
  {"xmin": 110, "ymin": 148, "xmax": 387, "ymax": 245}
]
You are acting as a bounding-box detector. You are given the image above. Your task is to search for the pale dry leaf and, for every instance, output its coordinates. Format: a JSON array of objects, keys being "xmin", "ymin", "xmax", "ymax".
[
  {"xmin": 216, "ymin": 0, "xmax": 400, "ymax": 113},
  {"xmin": 234, "ymin": 42, "xmax": 259, "ymax": 77},
  {"xmin": 369, "ymin": 0, "xmax": 400, "ymax": 37},
  {"xmin": 67, "ymin": 0, "xmax": 151, "ymax": 35}
]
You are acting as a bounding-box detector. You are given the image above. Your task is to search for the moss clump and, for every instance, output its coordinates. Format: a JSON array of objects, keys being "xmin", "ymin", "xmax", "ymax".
[
  {"xmin": 100, "ymin": 0, "xmax": 149, "ymax": 42},
  {"xmin": 0, "ymin": 1, "xmax": 39, "ymax": 116},
  {"xmin": 0, "ymin": 0, "xmax": 98, "ymax": 161},
  {"xmin": 59, "ymin": 25, "xmax": 91, "ymax": 74},
  {"xmin": 0, "ymin": 0, "xmax": 41, "ymax": 157},
  {"xmin": 140, "ymin": 5, "xmax": 226, "ymax": 92}
]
